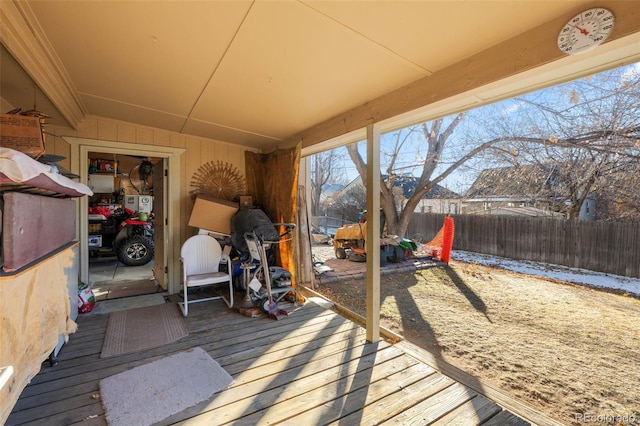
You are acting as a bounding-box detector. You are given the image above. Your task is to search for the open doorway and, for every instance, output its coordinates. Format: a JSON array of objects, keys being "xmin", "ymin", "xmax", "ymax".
[
  {"xmin": 87, "ymin": 152, "xmax": 163, "ymax": 301},
  {"xmin": 66, "ymin": 136, "xmax": 184, "ymax": 299}
]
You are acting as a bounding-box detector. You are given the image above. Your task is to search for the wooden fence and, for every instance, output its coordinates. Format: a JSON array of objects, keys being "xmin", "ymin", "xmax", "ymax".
[{"xmin": 407, "ymin": 213, "xmax": 640, "ymax": 279}]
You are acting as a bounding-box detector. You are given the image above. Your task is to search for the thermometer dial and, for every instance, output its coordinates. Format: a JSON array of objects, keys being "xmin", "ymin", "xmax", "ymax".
[{"xmin": 557, "ymin": 8, "xmax": 615, "ymax": 55}]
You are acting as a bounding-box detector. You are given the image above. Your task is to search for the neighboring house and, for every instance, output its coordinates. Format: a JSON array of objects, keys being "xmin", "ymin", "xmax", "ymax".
[
  {"xmin": 464, "ymin": 163, "xmax": 639, "ymax": 220},
  {"xmin": 328, "ymin": 174, "xmax": 460, "ymax": 216},
  {"xmin": 412, "ymin": 186, "xmax": 461, "ymax": 215},
  {"xmin": 579, "ymin": 193, "xmax": 598, "ymax": 221},
  {"xmin": 317, "ymin": 183, "xmax": 344, "ymax": 211},
  {"xmin": 392, "ymin": 175, "xmax": 460, "ymax": 214},
  {"xmin": 462, "ymin": 165, "xmax": 570, "ymax": 218},
  {"xmin": 467, "ymin": 206, "xmax": 566, "ymax": 218}
]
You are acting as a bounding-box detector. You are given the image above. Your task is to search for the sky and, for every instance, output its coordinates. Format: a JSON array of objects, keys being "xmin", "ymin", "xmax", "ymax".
[{"xmin": 325, "ymin": 61, "xmax": 640, "ymax": 195}]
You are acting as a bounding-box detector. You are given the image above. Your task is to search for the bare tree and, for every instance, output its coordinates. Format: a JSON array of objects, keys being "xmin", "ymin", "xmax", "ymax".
[
  {"xmin": 347, "ymin": 114, "xmax": 469, "ymax": 236},
  {"xmin": 330, "ymin": 184, "xmax": 366, "ymax": 222},
  {"xmin": 343, "ymin": 64, "xmax": 640, "ymax": 235},
  {"xmin": 485, "ymin": 65, "xmax": 640, "ymax": 219},
  {"xmin": 309, "ymin": 149, "xmax": 344, "ymax": 216},
  {"xmin": 596, "ymin": 160, "xmax": 640, "ymax": 221}
]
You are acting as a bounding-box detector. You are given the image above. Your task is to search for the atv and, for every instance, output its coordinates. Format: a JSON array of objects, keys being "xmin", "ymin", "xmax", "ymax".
[
  {"xmin": 88, "ymin": 207, "xmax": 155, "ymax": 266},
  {"xmin": 332, "ymin": 210, "xmax": 416, "ymax": 264}
]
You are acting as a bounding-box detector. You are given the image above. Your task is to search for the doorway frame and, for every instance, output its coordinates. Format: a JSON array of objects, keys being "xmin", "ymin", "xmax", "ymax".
[{"xmin": 65, "ymin": 137, "xmax": 185, "ymax": 295}]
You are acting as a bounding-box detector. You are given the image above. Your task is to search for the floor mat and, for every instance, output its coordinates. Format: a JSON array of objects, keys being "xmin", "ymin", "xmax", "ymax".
[
  {"xmin": 88, "ymin": 293, "xmax": 165, "ymax": 316},
  {"xmin": 100, "ymin": 347, "xmax": 232, "ymax": 426},
  {"xmin": 101, "ymin": 302, "xmax": 187, "ymax": 358}
]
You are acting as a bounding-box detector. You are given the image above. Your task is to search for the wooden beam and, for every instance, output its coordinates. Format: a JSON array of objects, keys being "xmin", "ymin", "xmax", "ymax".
[
  {"xmin": 0, "ymin": 1, "xmax": 86, "ymax": 127},
  {"xmin": 299, "ymin": 286, "xmax": 404, "ymax": 343},
  {"xmin": 365, "ymin": 123, "xmax": 381, "ymax": 343}
]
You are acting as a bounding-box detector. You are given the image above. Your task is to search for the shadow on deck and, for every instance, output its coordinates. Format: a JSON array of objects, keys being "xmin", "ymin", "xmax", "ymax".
[{"xmin": 7, "ymin": 295, "xmax": 549, "ymax": 425}]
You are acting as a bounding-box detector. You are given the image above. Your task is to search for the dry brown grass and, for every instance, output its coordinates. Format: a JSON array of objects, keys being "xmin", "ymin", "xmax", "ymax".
[{"xmin": 313, "ymin": 260, "xmax": 640, "ymax": 426}]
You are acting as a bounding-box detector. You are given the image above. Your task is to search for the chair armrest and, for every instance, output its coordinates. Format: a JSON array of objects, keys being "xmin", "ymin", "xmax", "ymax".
[{"xmin": 221, "ymin": 245, "xmax": 232, "ymax": 265}]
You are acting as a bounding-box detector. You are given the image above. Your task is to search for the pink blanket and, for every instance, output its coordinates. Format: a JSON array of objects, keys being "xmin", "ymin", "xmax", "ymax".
[{"xmin": 0, "ymin": 148, "xmax": 92, "ymax": 197}]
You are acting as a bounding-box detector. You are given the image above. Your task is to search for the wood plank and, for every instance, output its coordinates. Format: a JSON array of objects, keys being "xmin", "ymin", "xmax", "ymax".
[
  {"xmin": 12, "ymin": 381, "xmax": 100, "ymax": 414},
  {"xmin": 7, "ymin": 299, "xmax": 546, "ymax": 426},
  {"xmin": 13, "ymin": 322, "xmax": 368, "ymax": 416},
  {"xmin": 20, "ymin": 301, "xmax": 336, "ymax": 396},
  {"xmin": 222, "ymin": 325, "xmax": 368, "ymax": 377},
  {"xmin": 409, "ymin": 212, "xmax": 640, "ymax": 279},
  {"xmin": 68, "ymin": 412, "xmax": 106, "ymax": 426},
  {"xmin": 7, "ymin": 392, "xmax": 104, "ymax": 425},
  {"xmin": 13, "ymin": 301, "xmax": 362, "ymax": 420},
  {"xmin": 481, "ymin": 409, "xmax": 532, "ymax": 426},
  {"xmin": 327, "ymin": 370, "xmax": 456, "ymax": 426},
  {"xmin": 435, "ymin": 393, "xmax": 503, "ymax": 425},
  {"xmin": 281, "ymin": 361, "xmax": 437, "ymax": 425},
  {"xmin": 169, "ymin": 345, "xmax": 410, "ymax": 425},
  {"xmin": 381, "ymin": 382, "xmax": 477, "ymax": 425}
]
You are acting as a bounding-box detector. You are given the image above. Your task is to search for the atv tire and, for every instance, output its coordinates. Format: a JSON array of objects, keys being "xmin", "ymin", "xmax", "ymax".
[
  {"xmin": 335, "ymin": 247, "xmax": 347, "ymax": 259},
  {"xmin": 388, "ymin": 245, "xmax": 405, "ymax": 263},
  {"xmin": 117, "ymin": 235, "xmax": 154, "ymax": 266}
]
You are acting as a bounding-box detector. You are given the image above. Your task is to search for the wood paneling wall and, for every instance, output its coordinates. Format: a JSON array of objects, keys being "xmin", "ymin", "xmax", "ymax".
[{"xmin": 44, "ymin": 115, "xmax": 256, "ymax": 245}]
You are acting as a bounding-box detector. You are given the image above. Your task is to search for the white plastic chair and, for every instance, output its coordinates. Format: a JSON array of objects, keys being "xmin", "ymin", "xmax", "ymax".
[{"xmin": 179, "ymin": 234, "xmax": 234, "ymax": 316}]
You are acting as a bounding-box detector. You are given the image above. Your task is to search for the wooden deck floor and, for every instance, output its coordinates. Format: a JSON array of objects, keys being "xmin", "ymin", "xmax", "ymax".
[{"xmin": 7, "ymin": 297, "xmax": 533, "ymax": 425}]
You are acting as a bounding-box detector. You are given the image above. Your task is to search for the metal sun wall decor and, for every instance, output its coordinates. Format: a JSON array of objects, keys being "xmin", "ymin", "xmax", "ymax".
[{"xmin": 190, "ymin": 161, "xmax": 245, "ymax": 201}]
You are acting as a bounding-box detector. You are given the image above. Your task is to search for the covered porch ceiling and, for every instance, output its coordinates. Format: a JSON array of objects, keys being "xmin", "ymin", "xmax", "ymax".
[{"xmin": 1, "ymin": 1, "xmax": 639, "ymax": 152}]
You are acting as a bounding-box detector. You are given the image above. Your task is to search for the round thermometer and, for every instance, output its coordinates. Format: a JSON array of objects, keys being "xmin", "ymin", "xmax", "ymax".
[{"xmin": 557, "ymin": 8, "xmax": 615, "ymax": 55}]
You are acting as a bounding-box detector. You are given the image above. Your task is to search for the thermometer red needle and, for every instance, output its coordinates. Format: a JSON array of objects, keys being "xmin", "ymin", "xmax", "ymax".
[{"xmin": 572, "ymin": 24, "xmax": 590, "ymax": 35}]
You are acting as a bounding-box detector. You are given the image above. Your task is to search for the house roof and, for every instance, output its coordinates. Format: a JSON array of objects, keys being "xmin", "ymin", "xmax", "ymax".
[
  {"xmin": 465, "ymin": 165, "xmax": 559, "ymax": 199},
  {"xmin": 1, "ymin": 1, "xmax": 639, "ymax": 152},
  {"xmin": 392, "ymin": 175, "xmax": 459, "ymax": 199},
  {"xmin": 339, "ymin": 174, "xmax": 458, "ymax": 199},
  {"xmin": 469, "ymin": 206, "xmax": 566, "ymax": 218}
]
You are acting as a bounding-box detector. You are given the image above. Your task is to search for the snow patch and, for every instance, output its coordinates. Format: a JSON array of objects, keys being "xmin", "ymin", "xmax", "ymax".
[{"xmin": 452, "ymin": 250, "xmax": 640, "ymax": 297}]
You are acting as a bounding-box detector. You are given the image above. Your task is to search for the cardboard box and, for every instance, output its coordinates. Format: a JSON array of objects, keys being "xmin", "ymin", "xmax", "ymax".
[
  {"xmin": 88, "ymin": 174, "xmax": 115, "ymax": 193},
  {"xmin": 188, "ymin": 195, "xmax": 238, "ymax": 235},
  {"xmin": 0, "ymin": 113, "xmax": 45, "ymax": 159}
]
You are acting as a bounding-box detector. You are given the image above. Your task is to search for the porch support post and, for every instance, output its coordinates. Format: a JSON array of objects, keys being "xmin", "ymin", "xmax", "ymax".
[{"xmin": 365, "ymin": 123, "xmax": 381, "ymax": 343}]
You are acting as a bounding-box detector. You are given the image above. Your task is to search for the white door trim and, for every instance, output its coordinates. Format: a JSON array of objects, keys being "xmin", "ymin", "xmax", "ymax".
[{"xmin": 65, "ymin": 137, "xmax": 184, "ymax": 295}]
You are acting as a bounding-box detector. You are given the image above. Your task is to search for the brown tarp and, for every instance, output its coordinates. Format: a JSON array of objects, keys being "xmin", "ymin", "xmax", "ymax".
[{"xmin": 245, "ymin": 144, "xmax": 301, "ymax": 297}]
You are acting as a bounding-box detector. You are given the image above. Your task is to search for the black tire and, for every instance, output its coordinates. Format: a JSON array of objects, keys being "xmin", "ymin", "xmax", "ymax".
[
  {"xmin": 117, "ymin": 235, "xmax": 154, "ymax": 266},
  {"xmin": 379, "ymin": 246, "xmax": 388, "ymax": 266},
  {"xmin": 335, "ymin": 247, "xmax": 347, "ymax": 259},
  {"xmin": 388, "ymin": 245, "xmax": 405, "ymax": 263},
  {"xmin": 260, "ymin": 297, "xmax": 274, "ymax": 314},
  {"xmin": 348, "ymin": 251, "xmax": 367, "ymax": 262}
]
